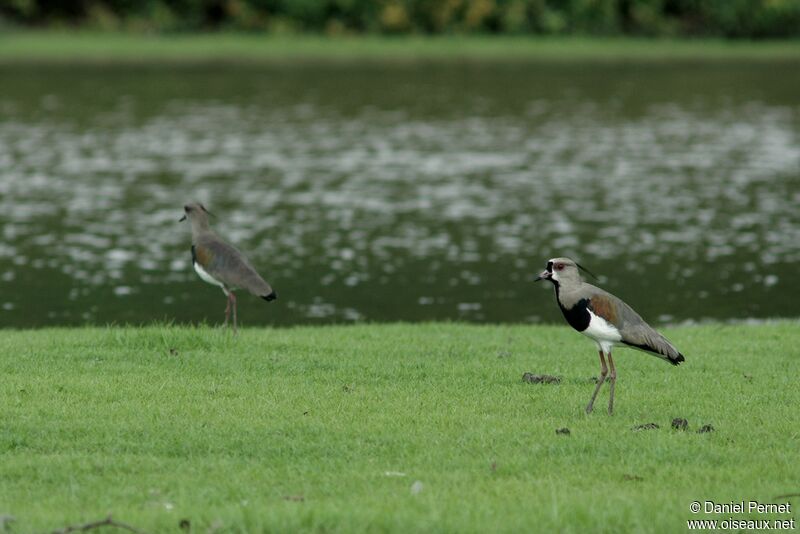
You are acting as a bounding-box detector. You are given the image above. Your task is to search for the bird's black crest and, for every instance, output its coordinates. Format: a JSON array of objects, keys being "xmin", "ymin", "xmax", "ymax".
[
  {"xmin": 200, "ymin": 204, "xmax": 214, "ymax": 217},
  {"xmin": 575, "ymin": 262, "xmax": 598, "ymax": 281}
]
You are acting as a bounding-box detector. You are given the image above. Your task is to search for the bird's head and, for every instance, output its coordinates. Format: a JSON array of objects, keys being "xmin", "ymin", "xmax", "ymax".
[
  {"xmin": 180, "ymin": 202, "xmax": 212, "ymax": 230},
  {"xmin": 536, "ymin": 257, "xmax": 591, "ymax": 287}
]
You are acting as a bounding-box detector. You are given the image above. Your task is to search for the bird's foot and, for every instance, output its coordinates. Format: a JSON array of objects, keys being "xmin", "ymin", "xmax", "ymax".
[{"xmin": 585, "ymin": 403, "xmax": 594, "ymax": 414}]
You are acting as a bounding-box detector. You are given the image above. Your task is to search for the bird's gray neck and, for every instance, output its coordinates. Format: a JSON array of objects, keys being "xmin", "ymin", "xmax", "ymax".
[
  {"xmin": 555, "ymin": 281, "xmax": 587, "ymax": 308},
  {"xmin": 189, "ymin": 219, "xmax": 213, "ymax": 242}
]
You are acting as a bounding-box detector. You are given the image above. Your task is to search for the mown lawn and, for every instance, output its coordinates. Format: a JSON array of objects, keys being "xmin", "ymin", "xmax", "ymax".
[
  {"xmin": 1, "ymin": 32, "xmax": 800, "ymax": 63},
  {"xmin": 0, "ymin": 323, "xmax": 798, "ymax": 533}
]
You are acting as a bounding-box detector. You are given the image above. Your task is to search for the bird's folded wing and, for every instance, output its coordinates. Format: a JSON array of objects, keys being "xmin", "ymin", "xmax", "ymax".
[
  {"xmin": 587, "ymin": 289, "xmax": 683, "ymax": 363},
  {"xmin": 194, "ymin": 238, "xmax": 273, "ymax": 296}
]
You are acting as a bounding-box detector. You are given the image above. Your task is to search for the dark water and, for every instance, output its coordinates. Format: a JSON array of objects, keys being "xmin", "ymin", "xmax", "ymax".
[{"xmin": 1, "ymin": 61, "xmax": 799, "ymax": 328}]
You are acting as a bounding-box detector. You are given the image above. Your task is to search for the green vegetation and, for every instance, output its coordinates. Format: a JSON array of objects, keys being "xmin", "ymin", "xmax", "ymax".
[
  {"xmin": 2, "ymin": 0, "xmax": 800, "ymax": 38},
  {"xmin": 2, "ymin": 32, "xmax": 800, "ymax": 62},
  {"xmin": 1, "ymin": 322, "xmax": 798, "ymax": 532}
]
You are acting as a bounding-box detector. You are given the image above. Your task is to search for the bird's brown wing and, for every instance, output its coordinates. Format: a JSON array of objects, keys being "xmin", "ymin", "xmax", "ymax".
[
  {"xmin": 195, "ymin": 236, "xmax": 274, "ymax": 297},
  {"xmin": 585, "ymin": 286, "xmax": 684, "ymax": 365}
]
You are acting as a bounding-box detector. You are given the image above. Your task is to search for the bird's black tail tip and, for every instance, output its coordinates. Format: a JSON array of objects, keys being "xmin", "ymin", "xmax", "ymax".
[
  {"xmin": 669, "ymin": 353, "xmax": 685, "ymax": 366},
  {"xmin": 262, "ymin": 291, "xmax": 277, "ymax": 302}
]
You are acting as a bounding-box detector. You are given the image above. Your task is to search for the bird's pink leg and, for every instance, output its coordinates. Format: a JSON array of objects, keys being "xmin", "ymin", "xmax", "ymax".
[
  {"xmin": 223, "ymin": 292, "xmax": 231, "ymax": 327},
  {"xmin": 607, "ymin": 353, "xmax": 617, "ymax": 415},
  {"xmin": 231, "ymin": 292, "xmax": 238, "ymax": 335},
  {"xmin": 586, "ymin": 351, "xmax": 608, "ymax": 414}
]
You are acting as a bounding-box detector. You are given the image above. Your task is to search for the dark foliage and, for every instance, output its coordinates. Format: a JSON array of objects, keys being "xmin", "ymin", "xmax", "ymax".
[{"xmin": 0, "ymin": 0, "xmax": 799, "ymax": 37}]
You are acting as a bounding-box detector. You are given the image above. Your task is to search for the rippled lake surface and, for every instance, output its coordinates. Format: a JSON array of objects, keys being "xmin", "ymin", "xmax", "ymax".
[{"xmin": 1, "ymin": 61, "xmax": 798, "ymax": 327}]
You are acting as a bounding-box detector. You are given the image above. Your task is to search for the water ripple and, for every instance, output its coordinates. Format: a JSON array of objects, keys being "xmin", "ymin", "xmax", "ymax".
[{"xmin": 0, "ymin": 64, "xmax": 798, "ymax": 326}]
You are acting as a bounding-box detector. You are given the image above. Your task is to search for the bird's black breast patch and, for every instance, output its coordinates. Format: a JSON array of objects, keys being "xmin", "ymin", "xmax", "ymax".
[
  {"xmin": 558, "ymin": 297, "xmax": 591, "ymax": 332},
  {"xmin": 191, "ymin": 245, "xmax": 197, "ymax": 265}
]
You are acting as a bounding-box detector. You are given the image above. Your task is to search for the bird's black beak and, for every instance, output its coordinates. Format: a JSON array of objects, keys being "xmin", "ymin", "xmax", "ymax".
[
  {"xmin": 179, "ymin": 214, "xmax": 187, "ymax": 222},
  {"xmin": 535, "ymin": 269, "xmax": 551, "ymax": 282}
]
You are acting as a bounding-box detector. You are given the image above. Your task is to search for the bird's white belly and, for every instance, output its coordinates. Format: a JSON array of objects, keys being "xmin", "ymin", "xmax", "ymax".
[
  {"xmin": 581, "ymin": 310, "xmax": 622, "ymax": 353},
  {"xmin": 194, "ymin": 261, "xmax": 227, "ymax": 293}
]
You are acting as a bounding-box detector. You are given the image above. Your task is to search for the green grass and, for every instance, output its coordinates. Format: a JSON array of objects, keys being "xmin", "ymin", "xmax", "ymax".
[
  {"xmin": 1, "ymin": 32, "xmax": 799, "ymax": 62},
  {"xmin": 1, "ymin": 323, "xmax": 798, "ymax": 533}
]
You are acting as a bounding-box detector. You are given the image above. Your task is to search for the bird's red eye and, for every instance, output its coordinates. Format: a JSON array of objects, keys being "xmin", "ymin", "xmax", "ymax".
[{"xmin": 555, "ymin": 263, "xmax": 564, "ymax": 271}]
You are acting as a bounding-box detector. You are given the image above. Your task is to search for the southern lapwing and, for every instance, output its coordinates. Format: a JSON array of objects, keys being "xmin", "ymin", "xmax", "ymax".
[
  {"xmin": 536, "ymin": 257, "xmax": 684, "ymax": 414},
  {"xmin": 180, "ymin": 202, "xmax": 277, "ymax": 332}
]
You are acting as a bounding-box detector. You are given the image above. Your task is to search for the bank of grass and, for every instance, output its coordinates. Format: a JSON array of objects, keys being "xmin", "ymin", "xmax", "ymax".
[
  {"xmin": 1, "ymin": 32, "xmax": 799, "ymax": 62},
  {"xmin": 0, "ymin": 322, "xmax": 798, "ymax": 532}
]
